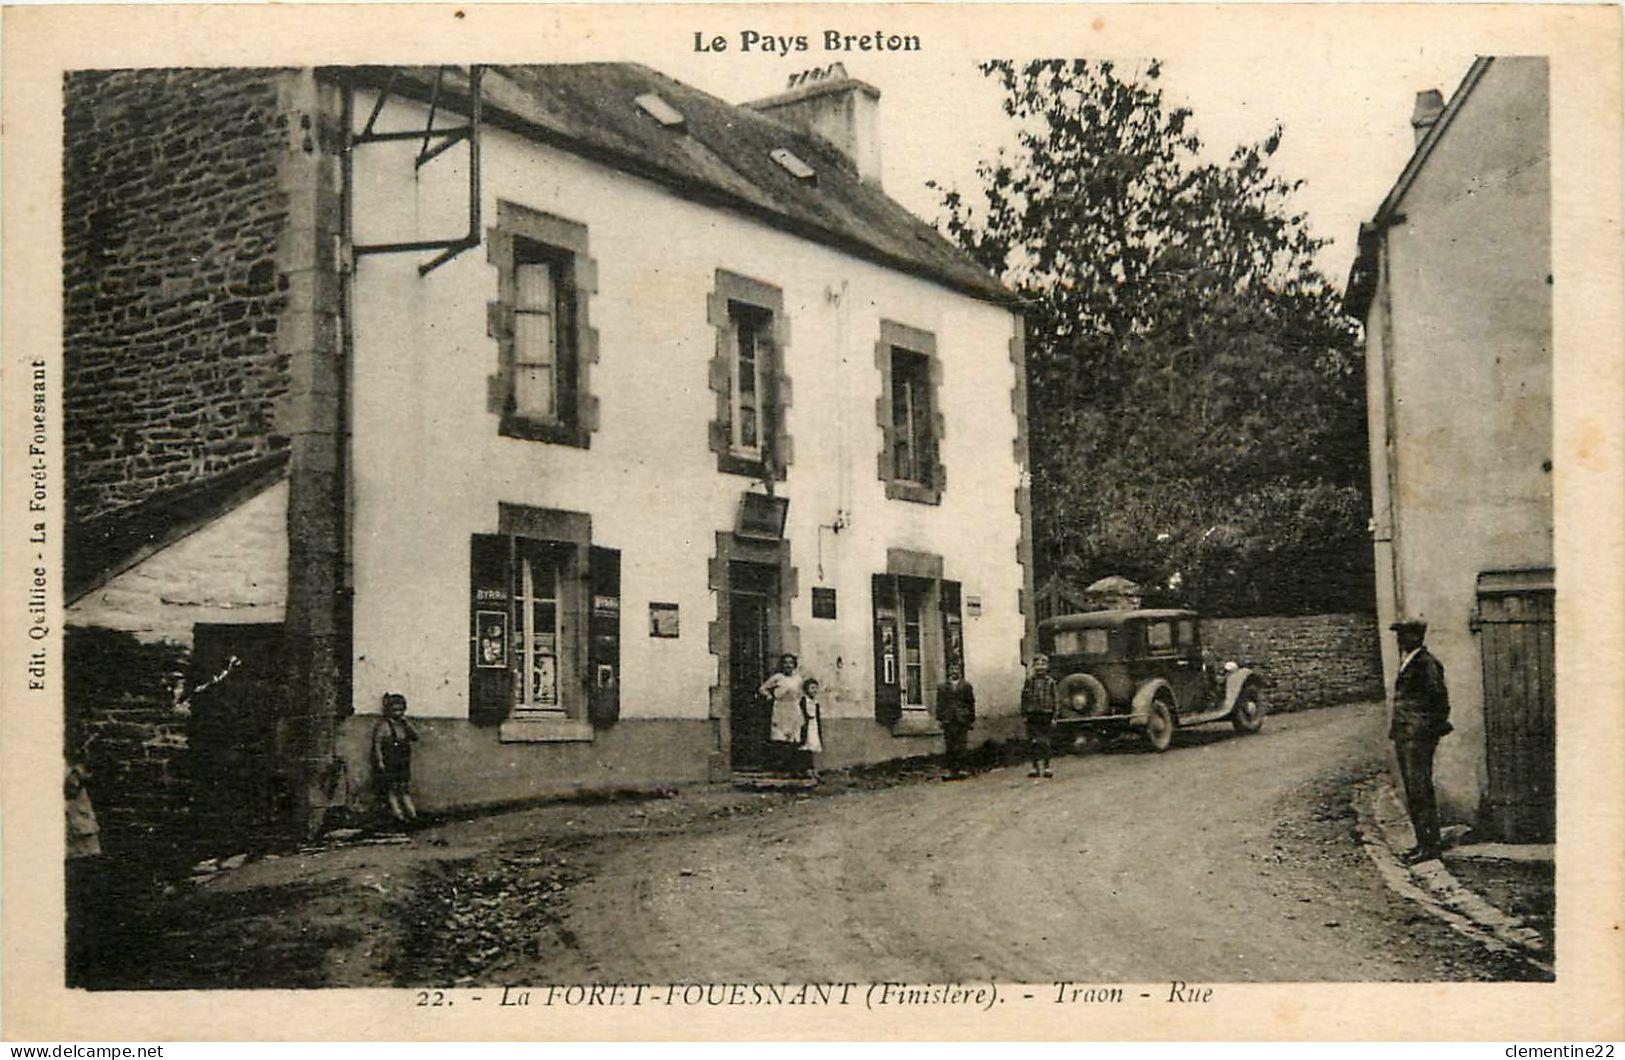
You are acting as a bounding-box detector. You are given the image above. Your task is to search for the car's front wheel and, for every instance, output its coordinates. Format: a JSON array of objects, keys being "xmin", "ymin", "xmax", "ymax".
[
  {"xmin": 1231, "ymin": 687, "xmax": 1265, "ymax": 733},
  {"xmin": 1142, "ymin": 697, "xmax": 1175, "ymax": 752}
]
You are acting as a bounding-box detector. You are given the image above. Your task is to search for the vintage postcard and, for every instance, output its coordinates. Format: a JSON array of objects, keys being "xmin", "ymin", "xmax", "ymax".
[{"xmin": 2, "ymin": 1, "xmax": 1622, "ymax": 1043}]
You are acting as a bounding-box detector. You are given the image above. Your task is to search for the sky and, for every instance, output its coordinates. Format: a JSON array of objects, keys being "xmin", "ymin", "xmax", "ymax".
[{"xmin": 652, "ymin": 45, "xmax": 1484, "ymax": 287}]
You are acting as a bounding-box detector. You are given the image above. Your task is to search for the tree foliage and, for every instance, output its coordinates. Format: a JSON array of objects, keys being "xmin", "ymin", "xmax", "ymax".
[{"xmin": 935, "ymin": 60, "xmax": 1369, "ymax": 615}]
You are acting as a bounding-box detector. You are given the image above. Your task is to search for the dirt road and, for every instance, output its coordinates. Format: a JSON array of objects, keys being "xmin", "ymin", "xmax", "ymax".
[
  {"xmin": 84, "ymin": 701, "xmax": 1537, "ymax": 989},
  {"xmin": 491, "ymin": 702, "xmax": 1530, "ymax": 983}
]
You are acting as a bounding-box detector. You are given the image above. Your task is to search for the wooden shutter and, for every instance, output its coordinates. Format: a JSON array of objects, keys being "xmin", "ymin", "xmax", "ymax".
[
  {"xmin": 759, "ymin": 322, "xmax": 779, "ymax": 471},
  {"xmin": 557, "ymin": 258, "xmax": 579, "ymax": 428},
  {"xmin": 469, "ymin": 534, "xmax": 513, "ymax": 726},
  {"xmin": 872, "ymin": 574, "xmax": 902, "ymax": 724},
  {"xmin": 587, "ymin": 546, "xmax": 622, "ymax": 727},
  {"xmin": 941, "ymin": 580, "xmax": 965, "ymax": 677}
]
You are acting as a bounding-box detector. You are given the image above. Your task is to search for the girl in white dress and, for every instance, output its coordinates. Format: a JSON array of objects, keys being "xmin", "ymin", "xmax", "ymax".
[{"xmin": 800, "ymin": 677, "xmax": 824, "ymax": 779}]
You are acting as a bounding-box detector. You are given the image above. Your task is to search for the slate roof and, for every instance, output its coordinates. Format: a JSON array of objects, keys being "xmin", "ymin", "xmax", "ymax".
[{"xmin": 337, "ymin": 64, "xmax": 1015, "ymax": 306}]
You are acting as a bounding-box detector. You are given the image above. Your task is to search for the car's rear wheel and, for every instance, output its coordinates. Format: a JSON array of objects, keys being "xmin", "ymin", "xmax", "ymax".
[
  {"xmin": 1231, "ymin": 686, "xmax": 1265, "ymax": 733},
  {"xmin": 1142, "ymin": 697, "xmax": 1174, "ymax": 752}
]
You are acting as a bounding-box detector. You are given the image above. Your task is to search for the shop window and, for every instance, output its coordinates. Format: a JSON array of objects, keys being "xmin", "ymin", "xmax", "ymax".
[
  {"xmin": 487, "ymin": 202, "xmax": 598, "ymax": 447},
  {"xmin": 876, "ymin": 320, "xmax": 945, "ymax": 504},
  {"xmin": 708, "ymin": 271, "xmax": 791, "ymax": 480},
  {"xmin": 513, "ymin": 541, "xmax": 566, "ymax": 715},
  {"xmin": 900, "ymin": 580, "xmax": 927, "ymax": 707},
  {"xmin": 871, "ymin": 571, "xmax": 964, "ymax": 727},
  {"xmin": 469, "ymin": 525, "xmax": 620, "ymax": 738}
]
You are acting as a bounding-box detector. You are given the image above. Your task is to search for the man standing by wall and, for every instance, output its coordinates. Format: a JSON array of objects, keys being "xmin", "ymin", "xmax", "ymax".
[{"xmin": 1389, "ymin": 619, "xmax": 1453, "ymax": 863}]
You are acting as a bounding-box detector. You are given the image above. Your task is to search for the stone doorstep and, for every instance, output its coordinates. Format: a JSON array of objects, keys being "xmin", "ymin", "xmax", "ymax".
[
  {"xmin": 730, "ymin": 771, "xmax": 817, "ymax": 791},
  {"xmin": 1357, "ymin": 779, "xmax": 1552, "ymax": 966}
]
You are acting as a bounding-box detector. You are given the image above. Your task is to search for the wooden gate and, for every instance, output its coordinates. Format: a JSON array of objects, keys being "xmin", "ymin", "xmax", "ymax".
[{"xmin": 1472, "ymin": 569, "xmax": 1555, "ymax": 843}]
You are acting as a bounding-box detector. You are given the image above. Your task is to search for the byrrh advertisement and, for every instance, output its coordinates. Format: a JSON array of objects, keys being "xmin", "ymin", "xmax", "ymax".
[{"xmin": 1, "ymin": 2, "xmax": 1621, "ymax": 1044}]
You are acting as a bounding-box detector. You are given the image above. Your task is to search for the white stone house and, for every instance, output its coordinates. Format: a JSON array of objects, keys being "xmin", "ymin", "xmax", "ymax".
[
  {"xmin": 1346, "ymin": 56, "xmax": 1554, "ymax": 841},
  {"xmin": 66, "ymin": 64, "xmax": 1034, "ymax": 822}
]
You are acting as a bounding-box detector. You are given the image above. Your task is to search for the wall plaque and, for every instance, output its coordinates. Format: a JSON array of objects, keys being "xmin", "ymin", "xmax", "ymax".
[{"xmin": 650, "ymin": 602, "xmax": 680, "ymax": 638}]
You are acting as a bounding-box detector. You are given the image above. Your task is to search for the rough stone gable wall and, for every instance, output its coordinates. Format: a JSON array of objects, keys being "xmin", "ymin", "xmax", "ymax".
[
  {"xmin": 63, "ymin": 68, "xmax": 306, "ymax": 870},
  {"xmin": 63, "ymin": 68, "xmax": 294, "ymax": 528},
  {"xmin": 1202, "ymin": 612, "xmax": 1383, "ymax": 713},
  {"xmin": 65, "ymin": 627, "xmax": 193, "ymax": 869}
]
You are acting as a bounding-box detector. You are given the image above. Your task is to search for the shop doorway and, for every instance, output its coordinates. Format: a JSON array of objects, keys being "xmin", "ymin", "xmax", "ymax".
[{"xmin": 728, "ymin": 561, "xmax": 780, "ymax": 771}]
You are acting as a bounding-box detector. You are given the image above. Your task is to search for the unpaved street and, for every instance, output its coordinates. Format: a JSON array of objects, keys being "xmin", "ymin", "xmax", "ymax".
[
  {"xmin": 444, "ymin": 702, "xmax": 1532, "ymax": 984},
  {"xmin": 85, "ymin": 701, "xmax": 1537, "ymax": 989}
]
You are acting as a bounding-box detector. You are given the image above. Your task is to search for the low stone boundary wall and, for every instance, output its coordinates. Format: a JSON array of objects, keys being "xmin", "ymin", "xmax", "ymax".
[{"xmin": 1201, "ymin": 612, "xmax": 1383, "ymax": 713}]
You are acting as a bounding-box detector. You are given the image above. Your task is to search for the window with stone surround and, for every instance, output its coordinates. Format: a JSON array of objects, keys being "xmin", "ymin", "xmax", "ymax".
[
  {"xmin": 871, "ymin": 549, "xmax": 964, "ymax": 731},
  {"xmin": 488, "ymin": 202, "xmax": 599, "ymax": 448},
  {"xmin": 876, "ymin": 320, "xmax": 945, "ymax": 504},
  {"xmin": 708, "ymin": 271, "xmax": 791, "ymax": 480},
  {"xmin": 469, "ymin": 505, "xmax": 620, "ymax": 743}
]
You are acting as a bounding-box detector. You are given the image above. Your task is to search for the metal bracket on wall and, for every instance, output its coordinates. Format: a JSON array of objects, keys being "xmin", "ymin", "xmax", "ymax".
[{"xmin": 350, "ymin": 65, "xmax": 484, "ymax": 276}]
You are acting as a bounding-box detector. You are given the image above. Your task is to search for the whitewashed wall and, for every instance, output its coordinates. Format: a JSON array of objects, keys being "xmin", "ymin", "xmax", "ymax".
[
  {"xmin": 348, "ymin": 90, "xmax": 1028, "ymax": 724},
  {"xmin": 67, "ymin": 480, "xmax": 289, "ymax": 646},
  {"xmin": 1365, "ymin": 58, "xmax": 1552, "ymax": 815}
]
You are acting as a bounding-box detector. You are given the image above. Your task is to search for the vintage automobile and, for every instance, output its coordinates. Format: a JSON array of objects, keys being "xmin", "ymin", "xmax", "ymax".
[{"xmin": 1037, "ymin": 608, "xmax": 1264, "ymax": 752}]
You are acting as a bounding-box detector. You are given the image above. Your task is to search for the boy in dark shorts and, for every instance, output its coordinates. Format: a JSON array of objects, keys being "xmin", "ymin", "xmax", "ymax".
[
  {"xmin": 1021, "ymin": 654, "xmax": 1059, "ymax": 778},
  {"xmin": 372, "ymin": 692, "xmax": 420, "ymax": 827}
]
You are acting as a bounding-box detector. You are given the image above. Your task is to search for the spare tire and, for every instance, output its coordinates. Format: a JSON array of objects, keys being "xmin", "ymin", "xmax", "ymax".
[{"xmin": 1056, "ymin": 672, "xmax": 1110, "ymax": 717}]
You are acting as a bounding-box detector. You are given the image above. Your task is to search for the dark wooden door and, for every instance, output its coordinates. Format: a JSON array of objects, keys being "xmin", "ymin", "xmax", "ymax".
[
  {"xmin": 1475, "ymin": 571, "xmax": 1555, "ymax": 842},
  {"xmin": 188, "ymin": 623, "xmax": 290, "ymax": 851},
  {"xmin": 728, "ymin": 563, "xmax": 777, "ymax": 771}
]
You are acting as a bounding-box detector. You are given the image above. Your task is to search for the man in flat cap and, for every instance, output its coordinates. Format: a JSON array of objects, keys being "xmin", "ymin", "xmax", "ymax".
[{"xmin": 1388, "ymin": 618, "xmax": 1453, "ymax": 864}]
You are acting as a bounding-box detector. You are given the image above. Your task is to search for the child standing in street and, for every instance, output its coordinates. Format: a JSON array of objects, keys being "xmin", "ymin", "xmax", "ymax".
[
  {"xmin": 800, "ymin": 677, "xmax": 825, "ymax": 780},
  {"xmin": 371, "ymin": 692, "xmax": 420, "ymax": 827},
  {"xmin": 935, "ymin": 664, "xmax": 977, "ymax": 780},
  {"xmin": 1021, "ymin": 654, "xmax": 1060, "ymax": 778}
]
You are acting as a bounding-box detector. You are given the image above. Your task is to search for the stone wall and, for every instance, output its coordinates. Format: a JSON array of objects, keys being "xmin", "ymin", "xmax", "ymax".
[
  {"xmin": 63, "ymin": 68, "xmax": 294, "ymax": 531},
  {"xmin": 1201, "ymin": 612, "xmax": 1383, "ymax": 713},
  {"xmin": 65, "ymin": 627, "xmax": 193, "ymax": 869},
  {"xmin": 62, "ymin": 68, "xmax": 305, "ymax": 867}
]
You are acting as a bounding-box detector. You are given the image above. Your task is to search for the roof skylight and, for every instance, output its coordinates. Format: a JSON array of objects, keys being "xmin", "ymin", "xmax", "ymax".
[
  {"xmin": 770, "ymin": 148, "xmax": 817, "ymax": 184},
  {"xmin": 635, "ymin": 92, "xmax": 686, "ymax": 130}
]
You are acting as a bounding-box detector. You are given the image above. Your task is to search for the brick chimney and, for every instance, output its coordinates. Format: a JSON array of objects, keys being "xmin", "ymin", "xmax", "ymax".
[
  {"xmin": 1411, "ymin": 89, "xmax": 1446, "ymax": 146},
  {"xmin": 746, "ymin": 64, "xmax": 883, "ymax": 186}
]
